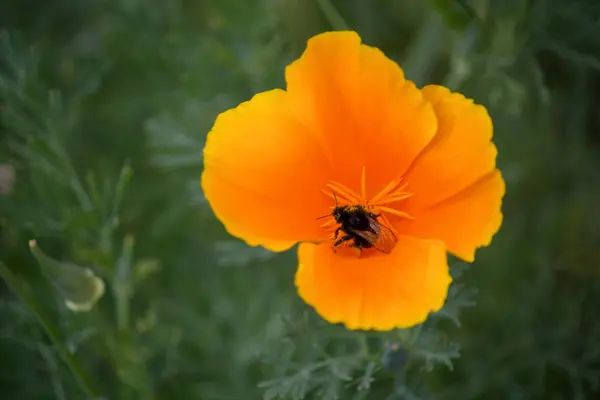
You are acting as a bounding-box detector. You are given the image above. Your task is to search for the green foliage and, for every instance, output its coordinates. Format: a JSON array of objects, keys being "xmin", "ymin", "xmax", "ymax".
[
  {"xmin": 29, "ymin": 240, "xmax": 106, "ymax": 312},
  {"xmin": 428, "ymin": 0, "xmax": 474, "ymax": 30},
  {"xmin": 2, "ymin": 0, "xmax": 600, "ymax": 399}
]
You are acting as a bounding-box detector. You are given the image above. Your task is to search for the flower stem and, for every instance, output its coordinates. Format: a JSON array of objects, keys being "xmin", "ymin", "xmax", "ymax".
[
  {"xmin": 402, "ymin": 11, "xmax": 445, "ymax": 87},
  {"xmin": 0, "ymin": 261, "xmax": 101, "ymax": 398},
  {"xmin": 114, "ymin": 234, "xmax": 135, "ymax": 331},
  {"xmin": 314, "ymin": 0, "xmax": 349, "ymax": 31}
]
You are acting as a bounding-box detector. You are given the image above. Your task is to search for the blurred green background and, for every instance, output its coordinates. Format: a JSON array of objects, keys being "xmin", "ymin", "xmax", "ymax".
[{"xmin": 1, "ymin": 0, "xmax": 600, "ymax": 399}]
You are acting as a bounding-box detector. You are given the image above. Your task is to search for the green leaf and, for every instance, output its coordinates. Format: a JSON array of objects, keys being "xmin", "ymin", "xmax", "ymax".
[
  {"xmin": 135, "ymin": 258, "xmax": 162, "ymax": 282},
  {"xmin": 357, "ymin": 361, "xmax": 376, "ymax": 391},
  {"xmin": 321, "ymin": 379, "xmax": 341, "ymax": 400},
  {"xmin": 112, "ymin": 160, "xmax": 133, "ymax": 215},
  {"xmin": 29, "ymin": 240, "xmax": 105, "ymax": 312},
  {"xmin": 0, "ymin": 261, "xmax": 101, "ymax": 397},
  {"xmin": 259, "ymin": 378, "xmax": 291, "ymax": 400},
  {"xmin": 413, "ymin": 331, "xmax": 460, "ymax": 371},
  {"xmin": 330, "ymin": 358, "xmax": 353, "ymax": 381},
  {"xmin": 429, "ymin": 0, "xmax": 474, "ymax": 30},
  {"xmin": 114, "ymin": 234, "xmax": 135, "ymax": 330},
  {"xmin": 394, "ymin": 384, "xmax": 430, "ymax": 400},
  {"xmin": 263, "ymin": 386, "xmax": 282, "ymax": 400},
  {"xmin": 432, "ymin": 283, "xmax": 477, "ymax": 327}
]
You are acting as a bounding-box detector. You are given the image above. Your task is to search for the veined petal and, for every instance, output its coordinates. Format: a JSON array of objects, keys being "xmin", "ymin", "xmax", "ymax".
[
  {"xmin": 396, "ymin": 86, "xmax": 505, "ymax": 261},
  {"xmin": 295, "ymin": 236, "xmax": 451, "ymax": 330},
  {"xmin": 403, "ymin": 85, "xmax": 498, "ymax": 212},
  {"xmin": 403, "ymin": 170, "xmax": 505, "ymax": 262},
  {"xmin": 202, "ymin": 89, "xmax": 332, "ymax": 251},
  {"xmin": 285, "ymin": 31, "xmax": 437, "ymax": 197}
]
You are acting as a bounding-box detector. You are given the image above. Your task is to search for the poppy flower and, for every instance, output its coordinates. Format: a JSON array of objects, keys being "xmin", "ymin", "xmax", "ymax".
[{"xmin": 201, "ymin": 31, "xmax": 504, "ymax": 331}]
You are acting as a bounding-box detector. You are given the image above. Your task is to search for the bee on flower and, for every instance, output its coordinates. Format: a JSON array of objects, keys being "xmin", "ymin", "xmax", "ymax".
[
  {"xmin": 201, "ymin": 31, "xmax": 505, "ymax": 331},
  {"xmin": 318, "ymin": 192, "xmax": 398, "ymax": 255}
]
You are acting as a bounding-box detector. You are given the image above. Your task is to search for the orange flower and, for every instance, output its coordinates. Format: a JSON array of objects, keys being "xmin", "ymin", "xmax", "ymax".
[{"xmin": 201, "ymin": 31, "xmax": 505, "ymax": 330}]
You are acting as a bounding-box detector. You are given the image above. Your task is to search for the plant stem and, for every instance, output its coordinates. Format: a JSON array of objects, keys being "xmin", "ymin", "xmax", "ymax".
[
  {"xmin": 0, "ymin": 261, "xmax": 101, "ymax": 398},
  {"xmin": 402, "ymin": 11, "xmax": 445, "ymax": 87},
  {"xmin": 314, "ymin": 0, "xmax": 349, "ymax": 31},
  {"xmin": 38, "ymin": 343, "xmax": 68, "ymax": 400},
  {"xmin": 114, "ymin": 234, "xmax": 135, "ymax": 331}
]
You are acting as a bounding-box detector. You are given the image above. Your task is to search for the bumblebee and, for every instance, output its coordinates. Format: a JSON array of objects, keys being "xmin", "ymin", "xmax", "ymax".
[{"xmin": 319, "ymin": 196, "xmax": 398, "ymax": 254}]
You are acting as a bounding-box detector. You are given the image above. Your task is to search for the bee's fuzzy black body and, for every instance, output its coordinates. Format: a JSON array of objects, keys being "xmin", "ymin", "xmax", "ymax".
[{"xmin": 331, "ymin": 205, "xmax": 379, "ymax": 250}]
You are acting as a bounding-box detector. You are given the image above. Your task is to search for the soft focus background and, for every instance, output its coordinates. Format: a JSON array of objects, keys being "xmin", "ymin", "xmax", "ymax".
[{"xmin": 1, "ymin": 0, "xmax": 600, "ymax": 399}]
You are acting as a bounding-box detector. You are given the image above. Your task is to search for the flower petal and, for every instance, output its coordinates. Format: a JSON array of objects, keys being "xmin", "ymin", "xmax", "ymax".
[
  {"xmin": 403, "ymin": 85, "xmax": 498, "ymax": 212},
  {"xmin": 285, "ymin": 31, "xmax": 437, "ymax": 196},
  {"xmin": 402, "ymin": 170, "xmax": 505, "ymax": 262},
  {"xmin": 202, "ymin": 89, "xmax": 332, "ymax": 251},
  {"xmin": 295, "ymin": 236, "xmax": 451, "ymax": 330}
]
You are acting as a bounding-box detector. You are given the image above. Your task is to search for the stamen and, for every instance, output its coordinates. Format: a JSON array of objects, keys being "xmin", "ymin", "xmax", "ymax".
[
  {"xmin": 320, "ymin": 171, "xmax": 415, "ymax": 251},
  {"xmin": 326, "ymin": 181, "xmax": 362, "ymax": 204},
  {"xmin": 373, "ymin": 193, "xmax": 413, "ymax": 205},
  {"xmin": 361, "ymin": 166, "xmax": 367, "ymax": 203},
  {"xmin": 388, "ymin": 182, "xmax": 411, "ymax": 198},
  {"xmin": 377, "ymin": 206, "xmax": 415, "ymax": 220},
  {"xmin": 370, "ymin": 179, "xmax": 402, "ymax": 205},
  {"xmin": 319, "ymin": 219, "xmax": 338, "ymax": 229}
]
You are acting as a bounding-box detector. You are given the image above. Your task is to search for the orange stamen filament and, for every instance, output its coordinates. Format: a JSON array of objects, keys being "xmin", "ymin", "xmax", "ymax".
[
  {"xmin": 319, "ymin": 219, "xmax": 338, "ymax": 229},
  {"xmin": 369, "ymin": 179, "xmax": 402, "ymax": 205},
  {"xmin": 377, "ymin": 206, "xmax": 415, "ymax": 220},
  {"xmin": 320, "ymin": 167, "xmax": 415, "ymax": 238},
  {"xmin": 324, "ymin": 181, "xmax": 361, "ymax": 204},
  {"xmin": 361, "ymin": 166, "xmax": 367, "ymax": 204},
  {"xmin": 373, "ymin": 193, "xmax": 413, "ymax": 205}
]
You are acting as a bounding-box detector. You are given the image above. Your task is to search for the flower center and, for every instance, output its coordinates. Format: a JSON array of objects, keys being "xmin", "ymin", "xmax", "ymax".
[{"xmin": 318, "ymin": 167, "xmax": 414, "ymax": 257}]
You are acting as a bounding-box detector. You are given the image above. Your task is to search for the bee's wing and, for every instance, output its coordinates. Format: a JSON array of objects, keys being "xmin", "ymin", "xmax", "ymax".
[
  {"xmin": 353, "ymin": 228, "xmax": 379, "ymax": 245},
  {"xmin": 352, "ymin": 217, "xmax": 398, "ymax": 254},
  {"xmin": 370, "ymin": 220, "xmax": 398, "ymax": 254}
]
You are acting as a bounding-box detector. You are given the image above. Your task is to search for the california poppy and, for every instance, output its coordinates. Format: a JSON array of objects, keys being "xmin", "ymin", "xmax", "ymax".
[{"xmin": 201, "ymin": 31, "xmax": 504, "ymax": 330}]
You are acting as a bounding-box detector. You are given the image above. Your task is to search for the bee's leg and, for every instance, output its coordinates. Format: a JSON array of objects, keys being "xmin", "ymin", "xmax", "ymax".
[
  {"xmin": 330, "ymin": 228, "xmax": 342, "ymax": 251},
  {"xmin": 353, "ymin": 247, "xmax": 363, "ymax": 258},
  {"xmin": 333, "ymin": 227, "xmax": 342, "ymax": 240},
  {"xmin": 332, "ymin": 234, "xmax": 352, "ymax": 252},
  {"xmin": 333, "ymin": 234, "xmax": 352, "ymax": 247},
  {"xmin": 343, "ymin": 239, "xmax": 363, "ymax": 257}
]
